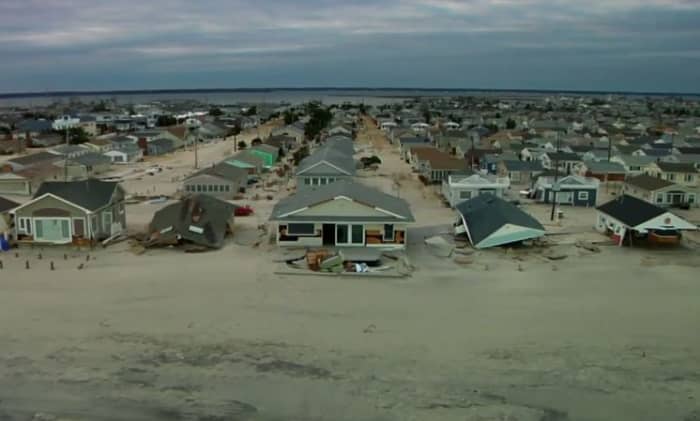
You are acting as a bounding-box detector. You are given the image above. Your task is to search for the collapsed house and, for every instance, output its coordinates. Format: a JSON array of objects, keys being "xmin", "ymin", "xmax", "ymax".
[
  {"xmin": 454, "ymin": 194, "xmax": 545, "ymax": 249},
  {"xmin": 146, "ymin": 194, "xmax": 237, "ymax": 250}
]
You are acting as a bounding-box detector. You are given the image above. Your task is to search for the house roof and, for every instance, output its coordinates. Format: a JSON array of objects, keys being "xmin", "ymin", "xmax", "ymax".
[
  {"xmin": 0, "ymin": 196, "xmax": 20, "ymax": 213},
  {"xmin": 17, "ymin": 119, "xmax": 53, "ymax": 133},
  {"xmin": 538, "ymin": 174, "xmax": 600, "ymax": 187},
  {"xmin": 642, "ymin": 148, "xmax": 671, "ymax": 157},
  {"xmin": 677, "ymin": 147, "xmax": 700, "ymax": 155},
  {"xmin": 230, "ymin": 150, "xmax": 265, "ymax": 167},
  {"xmin": 251, "ymin": 144, "xmax": 279, "ymax": 155},
  {"xmin": 33, "ymin": 179, "xmax": 119, "ymax": 211},
  {"xmin": 597, "ymin": 195, "xmax": 668, "ymax": 227},
  {"xmin": 501, "ymin": 160, "xmax": 544, "ymax": 172},
  {"xmin": 456, "ymin": 194, "xmax": 544, "ymax": 247},
  {"xmin": 265, "ymin": 134, "xmax": 295, "ymax": 148},
  {"xmin": 149, "ymin": 138, "xmax": 174, "ymax": 148},
  {"xmin": 188, "ymin": 162, "xmax": 248, "ymax": 183},
  {"xmin": 51, "ymin": 144, "xmax": 88, "ymax": 155},
  {"xmin": 6, "ymin": 151, "xmax": 61, "ymax": 166},
  {"xmin": 656, "ymin": 162, "xmax": 698, "ymax": 173},
  {"xmin": 297, "ymin": 144, "xmax": 356, "ymax": 176},
  {"xmin": 149, "ymin": 194, "xmax": 236, "ymax": 249},
  {"xmin": 0, "ymin": 173, "xmax": 28, "ymax": 181},
  {"xmin": 583, "ymin": 160, "xmax": 626, "ymax": 174},
  {"xmin": 412, "ymin": 148, "xmax": 469, "ymax": 170},
  {"xmin": 68, "ymin": 152, "xmax": 111, "ymax": 166},
  {"xmin": 625, "ymin": 174, "xmax": 675, "ymax": 191},
  {"xmin": 543, "ymin": 151, "xmax": 581, "ymax": 161},
  {"xmin": 166, "ymin": 125, "xmax": 188, "ymax": 140},
  {"xmin": 614, "ymin": 154, "xmax": 656, "ymax": 167},
  {"xmin": 271, "ymin": 180, "xmax": 414, "ymax": 222}
]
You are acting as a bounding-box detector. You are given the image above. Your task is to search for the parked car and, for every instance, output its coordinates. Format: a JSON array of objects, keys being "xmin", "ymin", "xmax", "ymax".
[{"xmin": 235, "ymin": 205, "xmax": 254, "ymax": 216}]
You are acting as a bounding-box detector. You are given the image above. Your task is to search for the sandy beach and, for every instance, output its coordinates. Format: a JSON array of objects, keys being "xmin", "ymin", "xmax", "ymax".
[{"xmin": 1, "ymin": 119, "xmax": 699, "ymax": 421}]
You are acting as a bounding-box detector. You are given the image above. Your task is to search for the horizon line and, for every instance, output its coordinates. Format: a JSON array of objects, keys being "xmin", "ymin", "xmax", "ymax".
[{"xmin": 1, "ymin": 86, "xmax": 699, "ymax": 100}]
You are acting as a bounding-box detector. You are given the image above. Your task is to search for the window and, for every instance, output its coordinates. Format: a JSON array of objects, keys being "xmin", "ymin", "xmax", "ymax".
[
  {"xmin": 196, "ymin": 185, "xmax": 202, "ymax": 192},
  {"xmin": 287, "ymin": 223, "xmax": 315, "ymax": 235},
  {"xmin": 686, "ymin": 174, "xmax": 694, "ymax": 182},
  {"xmin": 668, "ymin": 174, "xmax": 676, "ymax": 181},
  {"xmin": 578, "ymin": 191, "xmax": 589, "ymax": 201},
  {"xmin": 320, "ymin": 178, "xmax": 327, "ymax": 185},
  {"xmin": 225, "ymin": 185, "xmax": 230, "ymax": 192},
  {"xmin": 459, "ymin": 191, "xmax": 472, "ymax": 200},
  {"xmin": 384, "ymin": 224, "xmax": 395, "ymax": 241},
  {"xmin": 689, "ymin": 195, "xmax": 696, "ymax": 204},
  {"xmin": 208, "ymin": 185, "xmax": 213, "ymax": 192},
  {"xmin": 656, "ymin": 194, "xmax": 663, "ymax": 203},
  {"xmin": 35, "ymin": 220, "xmax": 43, "ymax": 237},
  {"xmin": 336, "ymin": 224, "xmax": 349, "ymax": 243},
  {"xmin": 304, "ymin": 178, "xmax": 311, "ymax": 185},
  {"xmin": 351, "ymin": 225, "xmax": 364, "ymax": 244}
]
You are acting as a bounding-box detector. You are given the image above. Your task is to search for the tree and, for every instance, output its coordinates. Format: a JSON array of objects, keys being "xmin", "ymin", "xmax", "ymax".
[
  {"xmin": 293, "ymin": 145, "xmax": 309, "ymax": 166},
  {"xmin": 237, "ymin": 140, "xmax": 247, "ymax": 150},
  {"xmin": 506, "ymin": 118, "xmax": 517, "ymax": 130},
  {"xmin": 227, "ymin": 123, "xmax": 242, "ymax": 137},
  {"xmin": 283, "ymin": 110, "xmax": 298, "ymax": 125},
  {"xmin": 209, "ymin": 107, "xmax": 224, "ymax": 117},
  {"xmin": 242, "ymin": 106, "xmax": 257, "ymax": 116},
  {"xmin": 65, "ymin": 127, "xmax": 89, "ymax": 144},
  {"xmin": 304, "ymin": 104, "xmax": 333, "ymax": 140},
  {"xmin": 91, "ymin": 100, "xmax": 110, "ymax": 112},
  {"xmin": 359, "ymin": 103, "xmax": 367, "ymax": 115},
  {"xmin": 157, "ymin": 115, "xmax": 177, "ymax": 127},
  {"xmin": 420, "ymin": 104, "xmax": 432, "ymax": 124},
  {"xmin": 251, "ymin": 137, "xmax": 262, "ymax": 146}
]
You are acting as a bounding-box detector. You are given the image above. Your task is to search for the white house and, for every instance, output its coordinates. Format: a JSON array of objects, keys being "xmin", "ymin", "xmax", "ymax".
[{"xmin": 441, "ymin": 173, "xmax": 510, "ymax": 208}]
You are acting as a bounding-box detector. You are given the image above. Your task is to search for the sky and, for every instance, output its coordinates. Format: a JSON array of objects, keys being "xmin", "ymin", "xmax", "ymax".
[{"xmin": 1, "ymin": 0, "xmax": 699, "ymax": 94}]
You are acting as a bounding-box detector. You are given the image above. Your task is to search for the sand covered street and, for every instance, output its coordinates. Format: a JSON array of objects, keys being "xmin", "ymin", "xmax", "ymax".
[{"xmin": 0, "ymin": 119, "xmax": 699, "ymax": 421}]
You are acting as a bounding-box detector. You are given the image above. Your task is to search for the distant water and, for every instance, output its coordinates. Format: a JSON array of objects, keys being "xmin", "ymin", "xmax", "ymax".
[{"xmin": 0, "ymin": 88, "xmax": 696, "ymax": 108}]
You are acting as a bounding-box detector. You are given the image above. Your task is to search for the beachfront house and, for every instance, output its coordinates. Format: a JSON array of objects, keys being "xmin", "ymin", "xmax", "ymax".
[
  {"xmin": 146, "ymin": 194, "xmax": 237, "ymax": 249},
  {"xmin": 183, "ymin": 162, "xmax": 248, "ymax": 199},
  {"xmin": 532, "ymin": 175, "xmax": 600, "ymax": 207},
  {"xmin": 441, "ymin": 173, "xmax": 510, "ymax": 208},
  {"xmin": 454, "ymin": 194, "xmax": 545, "ymax": 249},
  {"xmin": 11, "ymin": 179, "xmax": 126, "ymax": 245},
  {"xmin": 623, "ymin": 174, "xmax": 697, "ymax": 208},
  {"xmin": 270, "ymin": 180, "xmax": 414, "ymax": 249},
  {"xmin": 596, "ymin": 195, "xmax": 696, "ymax": 246}
]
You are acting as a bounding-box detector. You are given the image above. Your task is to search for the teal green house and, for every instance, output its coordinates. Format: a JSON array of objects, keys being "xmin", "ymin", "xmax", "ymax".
[{"xmin": 249, "ymin": 144, "xmax": 279, "ymax": 168}]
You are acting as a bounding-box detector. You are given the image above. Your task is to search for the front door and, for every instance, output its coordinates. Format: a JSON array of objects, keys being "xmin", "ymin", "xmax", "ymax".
[{"xmin": 322, "ymin": 224, "xmax": 336, "ymax": 245}]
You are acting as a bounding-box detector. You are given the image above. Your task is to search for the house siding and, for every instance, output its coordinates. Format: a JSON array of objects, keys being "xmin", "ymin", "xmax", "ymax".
[{"xmin": 183, "ymin": 174, "xmax": 241, "ymax": 199}]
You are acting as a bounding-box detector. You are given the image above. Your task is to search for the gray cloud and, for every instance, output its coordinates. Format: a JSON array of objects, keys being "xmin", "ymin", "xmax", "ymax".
[{"xmin": 0, "ymin": 0, "xmax": 698, "ymax": 92}]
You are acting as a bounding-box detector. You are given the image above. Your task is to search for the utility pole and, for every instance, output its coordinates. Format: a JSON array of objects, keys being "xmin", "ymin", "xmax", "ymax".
[
  {"xmin": 64, "ymin": 126, "xmax": 69, "ymax": 181},
  {"xmin": 550, "ymin": 133, "xmax": 560, "ymax": 221},
  {"xmin": 193, "ymin": 126, "xmax": 199, "ymax": 170}
]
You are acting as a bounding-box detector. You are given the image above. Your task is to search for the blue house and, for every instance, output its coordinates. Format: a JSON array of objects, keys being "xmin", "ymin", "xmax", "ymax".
[{"xmin": 533, "ymin": 175, "xmax": 600, "ymax": 207}]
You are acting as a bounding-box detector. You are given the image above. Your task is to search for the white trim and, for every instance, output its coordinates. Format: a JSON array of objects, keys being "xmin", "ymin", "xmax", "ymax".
[
  {"xmin": 296, "ymin": 160, "xmax": 351, "ymax": 176},
  {"xmin": 373, "ymin": 206, "xmax": 406, "ymax": 220},
  {"xmin": 383, "ymin": 224, "xmax": 395, "ymax": 241},
  {"xmin": 32, "ymin": 217, "xmax": 73, "ymax": 244},
  {"xmin": 10, "ymin": 192, "xmax": 93, "ymax": 215},
  {"xmin": 278, "ymin": 206, "xmax": 309, "ymax": 218}
]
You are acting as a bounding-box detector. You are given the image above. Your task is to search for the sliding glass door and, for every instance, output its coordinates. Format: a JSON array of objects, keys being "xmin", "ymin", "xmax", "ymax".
[{"xmin": 335, "ymin": 224, "xmax": 364, "ymax": 246}]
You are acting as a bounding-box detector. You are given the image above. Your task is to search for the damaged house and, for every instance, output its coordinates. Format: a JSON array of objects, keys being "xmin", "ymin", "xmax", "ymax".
[
  {"xmin": 455, "ymin": 194, "xmax": 545, "ymax": 249},
  {"xmin": 146, "ymin": 194, "xmax": 237, "ymax": 250}
]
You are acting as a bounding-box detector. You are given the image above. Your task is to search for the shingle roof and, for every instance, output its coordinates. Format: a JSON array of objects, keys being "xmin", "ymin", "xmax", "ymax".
[
  {"xmin": 7, "ymin": 151, "xmax": 61, "ymax": 166},
  {"xmin": 271, "ymin": 180, "xmax": 414, "ymax": 222},
  {"xmin": 0, "ymin": 196, "xmax": 20, "ymax": 213},
  {"xmin": 188, "ymin": 162, "xmax": 248, "ymax": 183},
  {"xmin": 656, "ymin": 162, "xmax": 698, "ymax": 173},
  {"xmin": 34, "ymin": 179, "xmax": 119, "ymax": 211},
  {"xmin": 583, "ymin": 160, "xmax": 626, "ymax": 174},
  {"xmin": 544, "ymin": 151, "xmax": 581, "ymax": 161},
  {"xmin": 149, "ymin": 194, "xmax": 236, "ymax": 249},
  {"xmin": 456, "ymin": 194, "xmax": 544, "ymax": 246},
  {"xmin": 69, "ymin": 152, "xmax": 111, "ymax": 166},
  {"xmin": 297, "ymin": 144, "xmax": 356, "ymax": 176},
  {"xmin": 625, "ymin": 174, "xmax": 675, "ymax": 191},
  {"xmin": 502, "ymin": 160, "xmax": 544, "ymax": 172},
  {"xmin": 52, "ymin": 144, "xmax": 88, "ymax": 155},
  {"xmin": 412, "ymin": 148, "xmax": 469, "ymax": 170},
  {"xmin": 597, "ymin": 195, "xmax": 667, "ymax": 227}
]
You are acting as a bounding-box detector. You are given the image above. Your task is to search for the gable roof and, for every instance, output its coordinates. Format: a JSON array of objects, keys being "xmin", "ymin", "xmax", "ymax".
[
  {"xmin": 149, "ymin": 194, "xmax": 236, "ymax": 249},
  {"xmin": 597, "ymin": 195, "xmax": 667, "ymax": 227},
  {"xmin": 614, "ymin": 154, "xmax": 656, "ymax": 167},
  {"xmin": 271, "ymin": 180, "xmax": 414, "ymax": 222},
  {"xmin": 33, "ymin": 179, "xmax": 120, "ymax": 211},
  {"xmin": 297, "ymin": 145, "xmax": 356, "ymax": 176},
  {"xmin": 412, "ymin": 148, "xmax": 469, "ymax": 170},
  {"xmin": 0, "ymin": 196, "xmax": 20, "ymax": 213},
  {"xmin": 456, "ymin": 194, "xmax": 544, "ymax": 247},
  {"xmin": 625, "ymin": 174, "xmax": 675, "ymax": 191}
]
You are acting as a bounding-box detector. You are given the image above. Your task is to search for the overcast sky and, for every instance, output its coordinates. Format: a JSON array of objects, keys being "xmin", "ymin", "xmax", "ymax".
[{"xmin": 1, "ymin": 0, "xmax": 699, "ymax": 93}]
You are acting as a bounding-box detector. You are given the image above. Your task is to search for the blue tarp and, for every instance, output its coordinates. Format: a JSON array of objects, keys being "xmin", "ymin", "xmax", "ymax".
[{"xmin": 0, "ymin": 234, "xmax": 9, "ymax": 251}]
